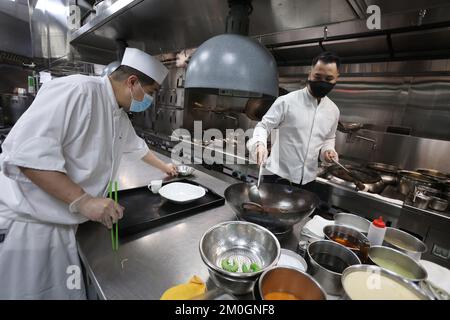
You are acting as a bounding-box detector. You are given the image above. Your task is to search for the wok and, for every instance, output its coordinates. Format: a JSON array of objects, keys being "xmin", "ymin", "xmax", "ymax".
[
  {"xmin": 337, "ymin": 121, "xmax": 364, "ymax": 133},
  {"xmin": 326, "ymin": 164, "xmax": 385, "ymax": 193},
  {"xmin": 224, "ymin": 182, "xmax": 320, "ymax": 234}
]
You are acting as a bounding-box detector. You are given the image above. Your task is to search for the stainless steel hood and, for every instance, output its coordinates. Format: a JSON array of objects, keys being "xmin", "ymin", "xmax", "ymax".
[{"xmin": 69, "ymin": 0, "xmax": 450, "ymax": 66}]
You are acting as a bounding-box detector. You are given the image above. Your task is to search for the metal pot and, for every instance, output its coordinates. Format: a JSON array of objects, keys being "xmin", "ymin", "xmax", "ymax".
[
  {"xmin": 428, "ymin": 197, "xmax": 448, "ymax": 212},
  {"xmin": 334, "ymin": 213, "xmax": 371, "ymax": 234},
  {"xmin": 398, "ymin": 170, "xmax": 437, "ymax": 196},
  {"xmin": 326, "ymin": 165, "xmax": 385, "ymax": 193},
  {"xmin": 306, "ymin": 240, "xmax": 361, "ymax": 296}
]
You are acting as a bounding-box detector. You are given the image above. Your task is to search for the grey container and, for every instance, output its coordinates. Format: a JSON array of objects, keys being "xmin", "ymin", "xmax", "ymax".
[{"xmin": 306, "ymin": 240, "xmax": 361, "ymax": 296}]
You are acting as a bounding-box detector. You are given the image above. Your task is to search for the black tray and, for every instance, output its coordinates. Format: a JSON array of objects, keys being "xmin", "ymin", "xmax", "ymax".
[{"xmin": 117, "ymin": 179, "xmax": 224, "ymax": 237}]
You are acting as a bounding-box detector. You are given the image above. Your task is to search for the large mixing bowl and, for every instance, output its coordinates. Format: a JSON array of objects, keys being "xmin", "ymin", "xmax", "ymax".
[
  {"xmin": 224, "ymin": 182, "xmax": 319, "ymax": 234},
  {"xmin": 199, "ymin": 221, "xmax": 280, "ymax": 295},
  {"xmin": 342, "ymin": 265, "xmax": 431, "ymax": 300}
]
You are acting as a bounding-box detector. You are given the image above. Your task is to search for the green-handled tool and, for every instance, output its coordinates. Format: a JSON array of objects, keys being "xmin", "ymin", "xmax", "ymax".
[{"xmin": 108, "ymin": 181, "xmax": 119, "ymax": 251}]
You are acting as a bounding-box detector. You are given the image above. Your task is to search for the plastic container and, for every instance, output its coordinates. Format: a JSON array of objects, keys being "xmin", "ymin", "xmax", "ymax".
[{"xmin": 367, "ymin": 216, "xmax": 386, "ymax": 246}]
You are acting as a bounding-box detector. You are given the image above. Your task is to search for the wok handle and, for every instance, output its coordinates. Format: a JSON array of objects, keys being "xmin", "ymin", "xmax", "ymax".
[{"xmin": 242, "ymin": 202, "xmax": 264, "ymax": 212}]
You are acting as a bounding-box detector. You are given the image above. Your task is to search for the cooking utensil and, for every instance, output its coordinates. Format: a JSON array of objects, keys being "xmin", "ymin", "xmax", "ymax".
[
  {"xmin": 306, "ymin": 240, "xmax": 361, "ymax": 295},
  {"xmin": 334, "ymin": 213, "xmax": 370, "ymax": 234},
  {"xmin": 158, "ymin": 182, "xmax": 206, "ymax": 203},
  {"xmin": 342, "ymin": 265, "xmax": 431, "ymax": 300},
  {"xmin": 368, "ymin": 246, "xmax": 428, "ymax": 282},
  {"xmin": 366, "ymin": 162, "xmax": 400, "ymax": 185},
  {"xmin": 108, "ymin": 181, "xmax": 119, "ymax": 251},
  {"xmin": 428, "ymin": 197, "xmax": 448, "ymax": 212},
  {"xmin": 326, "ymin": 164, "xmax": 385, "ymax": 193},
  {"xmin": 258, "ymin": 266, "xmax": 327, "ymax": 300},
  {"xmin": 248, "ymin": 164, "xmax": 264, "ymax": 204},
  {"xmin": 331, "ymin": 158, "xmax": 366, "ymax": 191},
  {"xmin": 412, "ymin": 193, "xmax": 431, "ymax": 210},
  {"xmin": 383, "ymin": 227, "xmax": 427, "ymax": 260},
  {"xmin": 337, "ymin": 121, "xmax": 364, "ymax": 133},
  {"xmin": 224, "ymin": 182, "xmax": 320, "ymax": 234},
  {"xmin": 323, "ymin": 225, "xmax": 371, "ymax": 263},
  {"xmin": 199, "ymin": 221, "xmax": 280, "ymax": 295}
]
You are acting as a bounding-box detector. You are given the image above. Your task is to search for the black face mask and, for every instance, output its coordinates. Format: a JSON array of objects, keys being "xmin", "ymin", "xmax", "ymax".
[{"xmin": 307, "ymin": 80, "xmax": 335, "ymax": 98}]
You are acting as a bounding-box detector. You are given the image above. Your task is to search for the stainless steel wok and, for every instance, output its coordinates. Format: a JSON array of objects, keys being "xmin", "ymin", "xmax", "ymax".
[{"xmin": 224, "ymin": 182, "xmax": 320, "ymax": 234}]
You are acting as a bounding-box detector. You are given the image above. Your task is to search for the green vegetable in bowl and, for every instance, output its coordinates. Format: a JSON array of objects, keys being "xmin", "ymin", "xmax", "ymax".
[
  {"xmin": 221, "ymin": 259, "xmax": 239, "ymax": 272},
  {"xmin": 241, "ymin": 262, "xmax": 261, "ymax": 273}
]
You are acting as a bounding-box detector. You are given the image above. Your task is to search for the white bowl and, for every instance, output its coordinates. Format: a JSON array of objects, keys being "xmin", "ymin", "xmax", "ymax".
[{"xmin": 158, "ymin": 182, "xmax": 206, "ymax": 203}]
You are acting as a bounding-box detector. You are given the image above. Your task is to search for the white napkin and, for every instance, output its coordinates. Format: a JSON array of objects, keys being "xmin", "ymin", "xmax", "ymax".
[
  {"xmin": 302, "ymin": 215, "xmax": 335, "ymax": 239},
  {"xmin": 358, "ymin": 191, "xmax": 404, "ymax": 206},
  {"xmin": 420, "ymin": 260, "xmax": 450, "ymax": 294}
]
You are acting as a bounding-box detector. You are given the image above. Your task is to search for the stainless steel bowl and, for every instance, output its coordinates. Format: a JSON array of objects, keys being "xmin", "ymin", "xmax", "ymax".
[
  {"xmin": 177, "ymin": 165, "xmax": 195, "ymax": 177},
  {"xmin": 323, "ymin": 225, "xmax": 371, "ymax": 263},
  {"xmin": 334, "ymin": 213, "xmax": 370, "ymax": 234},
  {"xmin": 383, "ymin": 227, "xmax": 427, "ymax": 260},
  {"xmin": 199, "ymin": 221, "xmax": 280, "ymax": 295},
  {"xmin": 306, "ymin": 240, "xmax": 361, "ymax": 296},
  {"xmin": 258, "ymin": 266, "xmax": 327, "ymax": 300},
  {"xmin": 342, "ymin": 264, "xmax": 431, "ymax": 300},
  {"xmin": 368, "ymin": 246, "xmax": 428, "ymax": 282}
]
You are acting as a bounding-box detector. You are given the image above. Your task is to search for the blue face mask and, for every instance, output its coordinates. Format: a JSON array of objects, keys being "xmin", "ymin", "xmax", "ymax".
[{"xmin": 130, "ymin": 82, "xmax": 154, "ymax": 112}]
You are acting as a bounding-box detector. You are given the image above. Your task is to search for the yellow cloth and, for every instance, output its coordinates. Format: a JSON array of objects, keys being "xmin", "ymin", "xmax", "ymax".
[{"xmin": 160, "ymin": 276, "xmax": 206, "ymax": 300}]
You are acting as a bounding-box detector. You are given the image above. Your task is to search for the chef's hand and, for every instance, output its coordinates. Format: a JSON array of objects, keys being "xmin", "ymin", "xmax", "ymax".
[
  {"xmin": 75, "ymin": 194, "xmax": 124, "ymax": 229},
  {"xmin": 323, "ymin": 150, "xmax": 338, "ymax": 163},
  {"xmin": 163, "ymin": 163, "xmax": 178, "ymax": 176},
  {"xmin": 255, "ymin": 143, "xmax": 268, "ymax": 166}
]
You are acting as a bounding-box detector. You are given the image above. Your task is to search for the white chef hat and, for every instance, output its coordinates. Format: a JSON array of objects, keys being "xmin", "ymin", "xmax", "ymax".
[{"xmin": 121, "ymin": 48, "xmax": 169, "ymax": 85}]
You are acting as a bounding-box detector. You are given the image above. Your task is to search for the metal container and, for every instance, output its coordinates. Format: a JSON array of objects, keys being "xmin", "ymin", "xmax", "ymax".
[
  {"xmin": 258, "ymin": 266, "xmax": 327, "ymax": 300},
  {"xmin": 383, "ymin": 227, "xmax": 427, "ymax": 260},
  {"xmin": 368, "ymin": 246, "xmax": 428, "ymax": 282},
  {"xmin": 334, "ymin": 212, "xmax": 370, "ymax": 234},
  {"xmin": 412, "ymin": 193, "xmax": 431, "ymax": 209},
  {"xmin": 323, "ymin": 225, "xmax": 371, "ymax": 263},
  {"xmin": 306, "ymin": 240, "xmax": 361, "ymax": 296},
  {"xmin": 428, "ymin": 197, "xmax": 448, "ymax": 212},
  {"xmin": 199, "ymin": 221, "xmax": 280, "ymax": 295},
  {"xmin": 398, "ymin": 170, "xmax": 437, "ymax": 196},
  {"xmin": 342, "ymin": 265, "xmax": 431, "ymax": 300},
  {"xmin": 176, "ymin": 165, "xmax": 195, "ymax": 177}
]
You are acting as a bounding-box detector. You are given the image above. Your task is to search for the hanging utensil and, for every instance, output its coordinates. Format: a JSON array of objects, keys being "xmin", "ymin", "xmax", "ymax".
[{"xmin": 249, "ymin": 164, "xmax": 264, "ymax": 204}]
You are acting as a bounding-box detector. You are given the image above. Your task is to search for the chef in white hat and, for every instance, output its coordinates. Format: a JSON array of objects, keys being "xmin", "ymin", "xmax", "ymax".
[{"xmin": 0, "ymin": 48, "xmax": 176, "ymax": 299}]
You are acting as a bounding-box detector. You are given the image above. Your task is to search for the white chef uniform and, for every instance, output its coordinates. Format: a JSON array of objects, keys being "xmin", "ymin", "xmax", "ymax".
[
  {"xmin": 247, "ymin": 87, "xmax": 340, "ymax": 185},
  {"xmin": 0, "ymin": 75, "xmax": 150, "ymax": 299}
]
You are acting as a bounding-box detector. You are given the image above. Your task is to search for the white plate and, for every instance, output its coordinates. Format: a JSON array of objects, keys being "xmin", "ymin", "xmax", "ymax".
[
  {"xmin": 277, "ymin": 249, "xmax": 308, "ymax": 272},
  {"xmin": 158, "ymin": 182, "xmax": 206, "ymax": 204}
]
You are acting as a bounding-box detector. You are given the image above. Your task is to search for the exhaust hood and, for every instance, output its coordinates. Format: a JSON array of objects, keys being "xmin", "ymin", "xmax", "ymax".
[{"xmin": 184, "ymin": 0, "xmax": 278, "ymax": 97}]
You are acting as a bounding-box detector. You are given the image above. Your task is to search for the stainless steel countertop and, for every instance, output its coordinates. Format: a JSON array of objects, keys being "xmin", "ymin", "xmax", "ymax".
[{"xmin": 76, "ymin": 151, "xmax": 304, "ymax": 300}]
